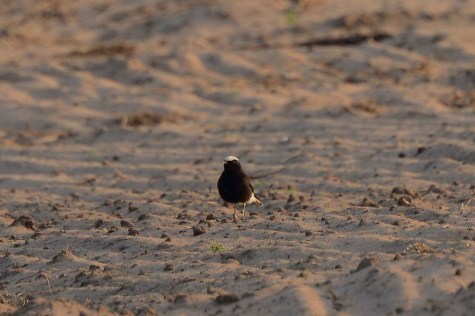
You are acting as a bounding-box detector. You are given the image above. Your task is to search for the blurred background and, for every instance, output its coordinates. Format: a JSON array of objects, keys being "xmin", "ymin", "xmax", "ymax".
[
  {"xmin": 1, "ymin": 0, "xmax": 474, "ymax": 197},
  {"xmin": 0, "ymin": 0, "xmax": 474, "ymax": 314}
]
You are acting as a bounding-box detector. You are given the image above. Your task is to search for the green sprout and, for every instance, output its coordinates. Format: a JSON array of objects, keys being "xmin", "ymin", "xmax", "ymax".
[
  {"xmin": 286, "ymin": 9, "xmax": 297, "ymax": 26},
  {"xmin": 209, "ymin": 242, "xmax": 225, "ymax": 254}
]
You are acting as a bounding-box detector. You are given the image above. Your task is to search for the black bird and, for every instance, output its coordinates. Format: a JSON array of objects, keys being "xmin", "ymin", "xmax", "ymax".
[{"xmin": 218, "ymin": 156, "xmax": 262, "ymax": 222}]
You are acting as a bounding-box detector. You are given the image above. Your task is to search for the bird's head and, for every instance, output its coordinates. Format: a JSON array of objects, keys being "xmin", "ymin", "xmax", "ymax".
[{"xmin": 222, "ymin": 156, "xmax": 242, "ymax": 171}]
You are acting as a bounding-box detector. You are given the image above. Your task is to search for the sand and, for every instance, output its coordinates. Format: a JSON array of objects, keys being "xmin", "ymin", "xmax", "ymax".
[{"xmin": 0, "ymin": 0, "xmax": 474, "ymax": 315}]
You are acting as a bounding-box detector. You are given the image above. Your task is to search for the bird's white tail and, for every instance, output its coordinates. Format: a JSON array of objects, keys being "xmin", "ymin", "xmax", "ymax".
[{"xmin": 248, "ymin": 193, "xmax": 263, "ymax": 206}]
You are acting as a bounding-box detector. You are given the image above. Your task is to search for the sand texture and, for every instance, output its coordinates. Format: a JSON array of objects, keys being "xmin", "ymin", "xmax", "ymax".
[{"xmin": 0, "ymin": 0, "xmax": 475, "ymax": 315}]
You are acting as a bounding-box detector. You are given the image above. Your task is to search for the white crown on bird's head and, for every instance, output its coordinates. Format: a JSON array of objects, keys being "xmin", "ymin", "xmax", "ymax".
[{"xmin": 223, "ymin": 156, "xmax": 239, "ymax": 163}]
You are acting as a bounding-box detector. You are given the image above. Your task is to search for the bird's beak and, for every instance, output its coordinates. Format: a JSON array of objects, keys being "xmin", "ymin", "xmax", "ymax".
[{"xmin": 222, "ymin": 161, "xmax": 226, "ymax": 164}]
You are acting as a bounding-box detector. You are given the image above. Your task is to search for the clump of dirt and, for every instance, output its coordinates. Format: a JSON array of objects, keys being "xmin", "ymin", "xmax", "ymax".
[
  {"xmin": 117, "ymin": 112, "xmax": 189, "ymax": 127},
  {"xmin": 67, "ymin": 44, "xmax": 135, "ymax": 58},
  {"xmin": 10, "ymin": 215, "xmax": 36, "ymax": 230}
]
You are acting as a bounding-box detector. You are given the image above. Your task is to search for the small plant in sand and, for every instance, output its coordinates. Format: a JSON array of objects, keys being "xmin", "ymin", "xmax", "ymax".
[
  {"xmin": 286, "ymin": 9, "xmax": 298, "ymax": 26},
  {"xmin": 209, "ymin": 242, "xmax": 225, "ymax": 254}
]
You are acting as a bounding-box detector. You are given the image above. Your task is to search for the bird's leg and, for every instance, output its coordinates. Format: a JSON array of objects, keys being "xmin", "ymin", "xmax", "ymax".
[
  {"xmin": 242, "ymin": 203, "xmax": 246, "ymax": 220},
  {"xmin": 233, "ymin": 204, "xmax": 237, "ymax": 223}
]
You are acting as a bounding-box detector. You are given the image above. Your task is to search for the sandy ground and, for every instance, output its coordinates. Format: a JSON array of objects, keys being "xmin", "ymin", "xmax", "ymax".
[{"xmin": 0, "ymin": 0, "xmax": 474, "ymax": 315}]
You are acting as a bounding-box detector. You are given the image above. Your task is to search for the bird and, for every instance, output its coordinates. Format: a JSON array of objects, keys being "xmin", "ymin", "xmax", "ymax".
[{"xmin": 217, "ymin": 156, "xmax": 262, "ymax": 222}]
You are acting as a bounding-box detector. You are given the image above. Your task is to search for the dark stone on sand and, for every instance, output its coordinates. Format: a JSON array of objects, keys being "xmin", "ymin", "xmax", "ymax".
[
  {"xmin": 216, "ymin": 294, "xmax": 239, "ymax": 305},
  {"xmin": 94, "ymin": 218, "xmax": 104, "ymax": 228},
  {"xmin": 192, "ymin": 225, "xmax": 207, "ymax": 236},
  {"xmin": 156, "ymin": 243, "xmax": 173, "ymax": 250},
  {"xmin": 177, "ymin": 213, "xmax": 190, "ymax": 220},
  {"xmin": 415, "ymin": 146, "xmax": 426, "ymax": 155},
  {"xmin": 89, "ymin": 264, "xmax": 101, "ymax": 271},
  {"xmin": 120, "ymin": 220, "xmax": 133, "ymax": 227},
  {"xmin": 164, "ymin": 264, "xmax": 174, "ymax": 271},
  {"xmin": 174, "ymin": 294, "xmax": 187, "ymax": 303},
  {"xmin": 137, "ymin": 214, "xmax": 148, "ymax": 221},
  {"xmin": 206, "ymin": 214, "xmax": 217, "ymax": 220},
  {"xmin": 354, "ymin": 257, "xmax": 379, "ymax": 273},
  {"xmin": 128, "ymin": 228, "xmax": 139, "ymax": 236},
  {"xmin": 128, "ymin": 204, "xmax": 138, "ymax": 212},
  {"xmin": 361, "ymin": 197, "xmax": 379, "ymax": 207},
  {"xmin": 10, "ymin": 215, "xmax": 36, "ymax": 230}
]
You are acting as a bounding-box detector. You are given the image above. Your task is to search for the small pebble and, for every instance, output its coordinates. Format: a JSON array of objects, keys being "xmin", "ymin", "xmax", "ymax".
[
  {"xmin": 192, "ymin": 225, "xmax": 207, "ymax": 236},
  {"xmin": 416, "ymin": 147, "xmax": 426, "ymax": 155},
  {"xmin": 206, "ymin": 214, "xmax": 217, "ymax": 220},
  {"xmin": 215, "ymin": 294, "xmax": 239, "ymax": 305},
  {"xmin": 128, "ymin": 204, "xmax": 139, "ymax": 212},
  {"xmin": 94, "ymin": 219, "xmax": 104, "ymax": 228},
  {"xmin": 354, "ymin": 257, "xmax": 379, "ymax": 272},
  {"xmin": 120, "ymin": 220, "xmax": 133, "ymax": 227},
  {"xmin": 164, "ymin": 264, "xmax": 174, "ymax": 271},
  {"xmin": 287, "ymin": 195, "xmax": 295, "ymax": 203},
  {"xmin": 128, "ymin": 228, "xmax": 139, "ymax": 236}
]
